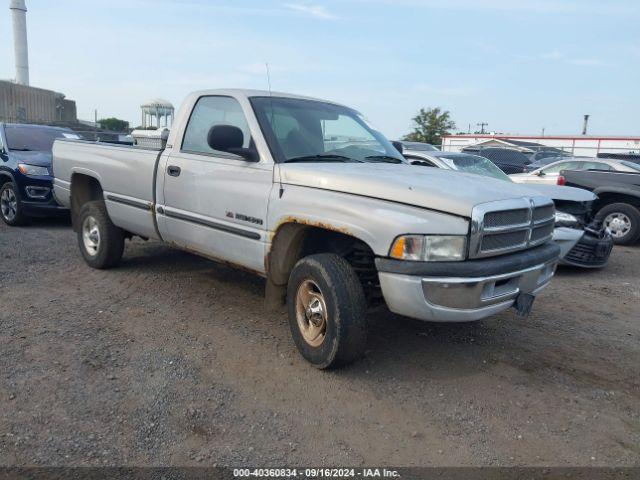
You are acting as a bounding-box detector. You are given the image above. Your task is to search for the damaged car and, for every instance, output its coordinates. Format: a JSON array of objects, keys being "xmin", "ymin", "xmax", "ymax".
[{"xmin": 400, "ymin": 146, "xmax": 613, "ymax": 268}]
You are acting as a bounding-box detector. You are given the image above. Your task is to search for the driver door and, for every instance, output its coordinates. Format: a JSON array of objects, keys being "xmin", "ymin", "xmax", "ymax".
[{"xmin": 160, "ymin": 95, "xmax": 274, "ymax": 274}]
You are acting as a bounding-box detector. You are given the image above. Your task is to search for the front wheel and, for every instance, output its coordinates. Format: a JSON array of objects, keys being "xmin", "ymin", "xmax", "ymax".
[
  {"xmin": 596, "ymin": 203, "xmax": 640, "ymax": 246},
  {"xmin": 77, "ymin": 201, "xmax": 125, "ymax": 269},
  {"xmin": 286, "ymin": 253, "xmax": 367, "ymax": 369},
  {"xmin": 0, "ymin": 182, "xmax": 27, "ymax": 226}
]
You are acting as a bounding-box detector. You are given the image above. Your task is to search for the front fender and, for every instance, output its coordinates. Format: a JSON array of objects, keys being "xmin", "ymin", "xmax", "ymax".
[
  {"xmin": 267, "ymin": 184, "xmax": 469, "ymax": 257},
  {"xmin": 0, "ymin": 168, "xmax": 16, "ymax": 184}
]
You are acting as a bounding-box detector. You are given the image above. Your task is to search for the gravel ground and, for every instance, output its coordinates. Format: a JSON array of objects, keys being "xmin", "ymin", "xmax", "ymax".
[{"xmin": 1, "ymin": 217, "xmax": 639, "ymax": 467}]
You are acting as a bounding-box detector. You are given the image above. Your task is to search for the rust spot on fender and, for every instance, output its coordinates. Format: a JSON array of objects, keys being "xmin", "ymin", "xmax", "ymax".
[
  {"xmin": 276, "ymin": 216, "xmax": 352, "ymax": 236},
  {"xmin": 265, "ymin": 218, "xmax": 353, "ymax": 279}
]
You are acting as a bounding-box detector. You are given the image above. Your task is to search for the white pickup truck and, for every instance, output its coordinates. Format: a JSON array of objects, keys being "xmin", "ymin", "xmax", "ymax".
[{"xmin": 52, "ymin": 89, "xmax": 560, "ymax": 368}]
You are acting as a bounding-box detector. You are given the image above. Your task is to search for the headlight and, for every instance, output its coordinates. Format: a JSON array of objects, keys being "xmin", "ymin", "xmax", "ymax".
[
  {"xmin": 18, "ymin": 163, "xmax": 49, "ymax": 176},
  {"xmin": 389, "ymin": 235, "xmax": 467, "ymax": 261},
  {"xmin": 554, "ymin": 211, "xmax": 579, "ymax": 227}
]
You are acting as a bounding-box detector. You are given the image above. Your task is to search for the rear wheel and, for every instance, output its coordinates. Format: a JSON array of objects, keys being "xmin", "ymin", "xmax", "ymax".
[
  {"xmin": 287, "ymin": 253, "xmax": 367, "ymax": 369},
  {"xmin": 77, "ymin": 201, "xmax": 125, "ymax": 269},
  {"xmin": 597, "ymin": 203, "xmax": 640, "ymax": 245},
  {"xmin": 0, "ymin": 182, "xmax": 26, "ymax": 226}
]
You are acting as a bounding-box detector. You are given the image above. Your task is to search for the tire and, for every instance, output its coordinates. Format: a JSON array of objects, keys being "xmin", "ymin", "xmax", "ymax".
[
  {"xmin": 77, "ymin": 200, "xmax": 125, "ymax": 269},
  {"xmin": 0, "ymin": 181, "xmax": 27, "ymax": 226},
  {"xmin": 286, "ymin": 253, "xmax": 367, "ymax": 369},
  {"xmin": 596, "ymin": 203, "xmax": 640, "ymax": 246}
]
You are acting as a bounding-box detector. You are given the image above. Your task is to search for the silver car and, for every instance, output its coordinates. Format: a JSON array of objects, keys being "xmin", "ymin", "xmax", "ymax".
[{"xmin": 510, "ymin": 157, "xmax": 640, "ymax": 185}]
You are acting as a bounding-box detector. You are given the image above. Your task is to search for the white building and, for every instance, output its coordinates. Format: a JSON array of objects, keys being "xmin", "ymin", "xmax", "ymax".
[{"xmin": 442, "ymin": 134, "xmax": 640, "ymax": 158}]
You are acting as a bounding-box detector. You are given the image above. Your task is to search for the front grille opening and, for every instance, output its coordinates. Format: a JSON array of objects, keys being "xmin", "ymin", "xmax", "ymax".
[
  {"xmin": 25, "ymin": 186, "xmax": 51, "ymax": 199},
  {"xmin": 484, "ymin": 209, "xmax": 529, "ymax": 228},
  {"xmin": 531, "ymin": 223, "xmax": 555, "ymax": 242},
  {"xmin": 533, "ymin": 205, "xmax": 555, "ymax": 222},
  {"xmin": 566, "ymin": 241, "xmax": 611, "ymax": 266},
  {"xmin": 481, "ymin": 276, "xmax": 520, "ymax": 301},
  {"xmin": 481, "ymin": 230, "xmax": 528, "ymax": 251}
]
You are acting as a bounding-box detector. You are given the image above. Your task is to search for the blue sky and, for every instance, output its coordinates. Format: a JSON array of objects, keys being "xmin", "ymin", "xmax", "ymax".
[{"xmin": 1, "ymin": 0, "xmax": 638, "ymax": 138}]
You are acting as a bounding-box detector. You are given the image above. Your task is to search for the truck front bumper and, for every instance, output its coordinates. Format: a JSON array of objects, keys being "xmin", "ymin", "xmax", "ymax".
[{"xmin": 375, "ymin": 243, "xmax": 560, "ymax": 322}]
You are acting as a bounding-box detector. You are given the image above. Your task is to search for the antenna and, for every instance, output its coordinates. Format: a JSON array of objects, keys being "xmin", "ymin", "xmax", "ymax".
[
  {"xmin": 265, "ymin": 62, "xmax": 273, "ymax": 96},
  {"xmin": 265, "ymin": 62, "xmax": 276, "ymax": 130}
]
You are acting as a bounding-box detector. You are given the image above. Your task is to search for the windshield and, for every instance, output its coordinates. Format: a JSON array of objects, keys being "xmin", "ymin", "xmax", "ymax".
[
  {"xmin": 402, "ymin": 141, "xmax": 438, "ymax": 151},
  {"xmin": 438, "ymin": 154, "xmax": 512, "ymax": 181},
  {"xmin": 620, "ymin": 160, "xmax": 640, "ymax": 172},
  {"xmin": 250, "ymin": 97, "xmax": 405, "ymax": 164},
  {"xmin": 5, "ymin": 126, "xmax": 78, "ymax": 152}
]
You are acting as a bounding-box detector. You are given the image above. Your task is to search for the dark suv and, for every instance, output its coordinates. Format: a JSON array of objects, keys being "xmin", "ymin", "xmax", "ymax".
[{"xmin": 0, "ymin": 123, "xmax": 76, "ymax": 225}]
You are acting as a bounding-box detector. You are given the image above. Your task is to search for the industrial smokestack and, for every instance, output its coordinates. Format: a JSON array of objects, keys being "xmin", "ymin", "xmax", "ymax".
[
  {"xmin": 10, "ymin": 0, "xmax": 29, "ymax": 86},
  {"xmin": 582, "ymin": 114, "xmax": 590, "ymax": 136}
]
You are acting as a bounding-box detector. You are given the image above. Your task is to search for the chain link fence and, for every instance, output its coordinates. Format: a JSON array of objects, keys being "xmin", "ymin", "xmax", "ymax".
[{"xmin": 437, "ymin": 144, "xmax": 640, "ymax": 174}]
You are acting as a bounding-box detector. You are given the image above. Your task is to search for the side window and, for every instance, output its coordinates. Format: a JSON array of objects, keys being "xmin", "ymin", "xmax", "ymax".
[
  {"xmin": 181, "ymin": 96, "xmax": 251, "ymax": 156},
  {"xmin": 543, "ymin": 161, "xmax": 578, "ymax": 174},
  {"xmin": 582, "ymin": 161, "xmax": 611, "ymax": 171}
]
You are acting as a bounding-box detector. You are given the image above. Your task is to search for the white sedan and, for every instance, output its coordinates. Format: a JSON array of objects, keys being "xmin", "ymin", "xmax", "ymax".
[{"xmin": 509, "ymin": 157, "xmax": 640, "ymax": 185}]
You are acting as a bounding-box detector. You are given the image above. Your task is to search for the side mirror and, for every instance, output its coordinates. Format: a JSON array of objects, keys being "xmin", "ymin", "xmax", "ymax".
[
  {"xmin": 536, "ymin": 170, "xmax": 545, "ymax": 176},
  {"xmin": 391, "ymin": 141, "xmax": 403, "ymax": 154},
  {"xmin": 207, "ymin": 125, "xmax": 259, "ymax": 162}
]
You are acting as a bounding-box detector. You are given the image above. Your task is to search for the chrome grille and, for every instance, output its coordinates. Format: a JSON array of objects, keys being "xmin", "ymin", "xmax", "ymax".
[
  {"xmin": 484, "ymin": 209, "xmax": 529, "ymax": 228},
  {"xmin": 531, "ymin": 222, "xmax": 555, "ymax": 243},
  {"xmin": 469, "ymin": 197, "xmax": 555, "ymax": 258},
  {"xmin": 482, "ymin": 230, "xmax": 528, "ymax": 251},
  {"xmin": 533, "ymin": 205, "xmax": 555, "ymax": 222}
]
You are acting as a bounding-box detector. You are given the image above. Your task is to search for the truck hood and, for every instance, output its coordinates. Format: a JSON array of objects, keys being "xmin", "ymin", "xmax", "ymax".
[
  {"xmin": 279, "ymin": 163, "xmax": 550, "ymax": 218},
  {"xmin": 9, "ymin": 150, "xmax": 52, "ymax": 167}
]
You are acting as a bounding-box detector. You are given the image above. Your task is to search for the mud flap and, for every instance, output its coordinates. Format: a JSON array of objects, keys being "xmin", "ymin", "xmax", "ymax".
[{"xmin": 514, "ymin": 293, "xmax": 535, "ymax": 317}]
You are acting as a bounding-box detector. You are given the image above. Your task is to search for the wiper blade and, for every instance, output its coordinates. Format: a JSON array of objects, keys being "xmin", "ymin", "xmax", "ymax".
[
  {"xmin": 364, "ymin": 155, "xmax": 403, "ymax": 164},
  {"xmin": 284, "ymin": 154, "xmax": 362, "ymax": 163}
]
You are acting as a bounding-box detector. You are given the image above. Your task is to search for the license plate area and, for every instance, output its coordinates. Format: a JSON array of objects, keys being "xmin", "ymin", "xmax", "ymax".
[{"xmin": 514, "ymin": 293, "xmax": 535, "ymax": 317}]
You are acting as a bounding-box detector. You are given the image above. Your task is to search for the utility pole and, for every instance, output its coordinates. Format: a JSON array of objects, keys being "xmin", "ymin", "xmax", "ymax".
[
  {"xmin": 477, "ymin": 122, "xmax": 488, "ymax": 134},
  {"xmin": 541, "ymin": 127, "xmax": 545, "ymax": 136},
  {"xmin": 582, "ymin": 115, "xmax": 590, "ymax": 135}
]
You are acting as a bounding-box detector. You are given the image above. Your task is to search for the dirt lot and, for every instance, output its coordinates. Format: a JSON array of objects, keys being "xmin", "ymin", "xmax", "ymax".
[{"xmin": 1, "ymin": 217, "xmax": 638, "ymax": 467}]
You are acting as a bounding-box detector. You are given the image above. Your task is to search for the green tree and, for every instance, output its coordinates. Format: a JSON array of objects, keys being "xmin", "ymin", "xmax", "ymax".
[
  {"xmin": 98, "ymin": 117, "xmax": 130, "ymax": 132},
  {"xmin": 403, "ymin": 107, "xmax": 456, "ymax": 146}
]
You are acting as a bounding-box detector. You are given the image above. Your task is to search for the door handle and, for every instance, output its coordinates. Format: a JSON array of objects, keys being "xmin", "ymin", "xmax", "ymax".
[{"xmin": 167, "ymin": 165, "xmax": 181, "ymax": 177}]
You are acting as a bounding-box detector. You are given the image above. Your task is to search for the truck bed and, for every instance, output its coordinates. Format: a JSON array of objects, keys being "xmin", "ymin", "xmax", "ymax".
[{"xmin": 52, "ymin": 139, "xmax": 163, "ymax": 239}]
